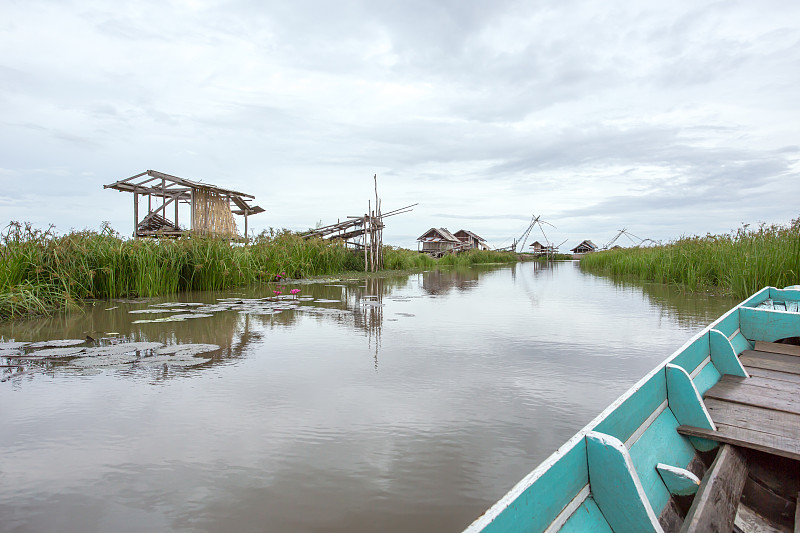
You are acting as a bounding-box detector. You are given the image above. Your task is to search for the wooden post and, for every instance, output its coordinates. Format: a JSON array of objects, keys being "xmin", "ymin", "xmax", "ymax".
[
  {"xmin": 161, "ymin": 178, "xmax": 166, "ymax": 222},
  {"xmin": 364, "ymin": 214, "xmax": 368, "ymax": 272},
  {"xmin": 174, "ymin": 195, "xmax": 179, "ymax": 230},
  {"xmin": 133, "ymin": 192, "xmax": 139, "ymax": 237},
  {"xmin": 244, "ymin": 211, "xmax": 249, "ymax": 244},
  {"xmin": 190, "ymin": 188, "xmax": 194, "ymax": 232}
]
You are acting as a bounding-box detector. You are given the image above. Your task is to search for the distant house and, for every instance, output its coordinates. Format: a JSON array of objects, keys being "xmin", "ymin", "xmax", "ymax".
[
  {"xmin": 529, "ymin": 240, "xmax": 557, "ymax": 256},
  {"xmin": 454, "ymin": 229, "xmax": 489, "ymax": 250},
  {"xmin": 570, "ymin": 240, "xmax": 598, "ymax": 254},
  {"xmin": 417, "ymin": 228, "xmax": 462, "ymax": 255}
]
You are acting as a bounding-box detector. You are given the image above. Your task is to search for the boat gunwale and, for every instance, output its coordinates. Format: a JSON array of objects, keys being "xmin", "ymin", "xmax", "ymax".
[{"xmin": 464, "ymin": 286, "xmax": 779, "ymax": 532}]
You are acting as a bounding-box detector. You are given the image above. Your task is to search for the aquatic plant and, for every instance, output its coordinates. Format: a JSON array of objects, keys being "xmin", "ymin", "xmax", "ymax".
[
  {"xmin": 0, "ymin": 221, "xmax": 521, "ymax": 320},
  {"xmin": 580, "ymin": 217, "xmax": 800, "ymax": 298}
]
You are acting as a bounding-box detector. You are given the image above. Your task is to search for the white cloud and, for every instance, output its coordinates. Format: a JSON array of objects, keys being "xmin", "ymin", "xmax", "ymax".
[{"xmin": 1, "ymin": 0, "xmax": 798, "ymax": 249}]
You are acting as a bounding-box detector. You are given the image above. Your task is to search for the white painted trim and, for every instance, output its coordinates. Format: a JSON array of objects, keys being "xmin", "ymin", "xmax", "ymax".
[
  {"xmin": 542, "ymin": 485, "xmax": 590, "ymax": 533},
  {"xmin": 727, "ymin": 328, "xmax": 740, "ymax": 341},
  {"xmin": 689, "ymin": 356, "xmax": 711, "ymax": 379},
  {"xmin": 624, "ymin": 400, "xmax": 668, "ymax": 449}
]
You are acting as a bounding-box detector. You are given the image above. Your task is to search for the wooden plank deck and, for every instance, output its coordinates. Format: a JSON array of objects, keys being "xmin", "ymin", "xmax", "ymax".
[{"xmin": 678, "ymin": 342, "xmax": 800, "ymax": 461}]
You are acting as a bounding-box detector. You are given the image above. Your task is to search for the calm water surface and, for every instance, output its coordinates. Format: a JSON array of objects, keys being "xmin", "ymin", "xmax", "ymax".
[{"xmin": 0, "ymin": 261, "xmax": 737, "ymax": 532}]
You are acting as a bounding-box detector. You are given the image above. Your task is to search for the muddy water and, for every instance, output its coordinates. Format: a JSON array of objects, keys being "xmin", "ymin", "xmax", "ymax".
[{"xmin": 0, "ymin": 261, "xmax": 737, "ymax": 532}]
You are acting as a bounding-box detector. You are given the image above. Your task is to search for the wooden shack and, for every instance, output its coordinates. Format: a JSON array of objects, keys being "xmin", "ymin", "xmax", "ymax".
[
  {"xmin": 417, "ymin": 228, "xmax": 462, "ymax": 255},
  {"xmin": 454, "ymin": 229, "xmax": 489, "ymax": 251},
  {"xmin": 529, "ymin": 240, "xmax": 559, "ymax": 256},
  {"xmin": 104, "ymin": 170, "xmax": 264, "ymax": 239},
  {"xmin": 570, "ymin": 239, "xmax": 598, "ymax": 254}
]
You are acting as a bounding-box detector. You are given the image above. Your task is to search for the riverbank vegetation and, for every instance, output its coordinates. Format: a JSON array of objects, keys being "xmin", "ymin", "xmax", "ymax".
[
  {"xmin": 580, "ymin": 218, "xmax": 800, "ymax": 298},
  {"xmin": 0, "ymin": 222, "xmax": 518, "ymax": 320}
]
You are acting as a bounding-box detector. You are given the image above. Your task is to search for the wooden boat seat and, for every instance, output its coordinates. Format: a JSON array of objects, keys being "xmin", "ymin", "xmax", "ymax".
[{"xmin": 680, "ymin": 444, "xmax": 748, "ymax": 532}]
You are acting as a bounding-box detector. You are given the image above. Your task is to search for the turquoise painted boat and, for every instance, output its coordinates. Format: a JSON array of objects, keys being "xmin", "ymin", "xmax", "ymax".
[{"xmin": 465, "ymin": 286, "xmax": 800, "ymax": 532}]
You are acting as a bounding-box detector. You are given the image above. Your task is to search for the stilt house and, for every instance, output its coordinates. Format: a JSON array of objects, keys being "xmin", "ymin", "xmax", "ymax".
[
  {"xmin": 104, "ymin": 170, "xmax": 264, "ymax": 239},
  {"xmin": 417, "ymin": 228, "xmax": 462, "ymax": 254},
  {"xmin": 454, "ymin": 229, "xmax": 489, "ymax": 250},
  {"xmin": 570, "ymin": 240, "xmax": 598, "ymax": 254},
  {"xmin": 529, "ymin": 240, "xmax": 558, "ymax": 256}
]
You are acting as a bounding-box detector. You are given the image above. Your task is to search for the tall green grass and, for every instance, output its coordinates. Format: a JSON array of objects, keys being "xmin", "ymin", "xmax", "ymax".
[
  {"xmin": 0, "ymin": 223, "xmax": 362, "ymax": 320},
  {"xmin": 580, "ymin": 218, "xmax": 800, "ymax": 298},
  {"xmin": 382, "ymin": 247, "xmax": 518, "ymax": 269},
  {"xmin": 0, "ymin": 223, "xmax": 521, "ymax": 320}
]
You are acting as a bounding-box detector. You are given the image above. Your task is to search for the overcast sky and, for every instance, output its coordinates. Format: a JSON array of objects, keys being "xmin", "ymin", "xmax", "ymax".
[{"xmin": 2, "ymin": 0, "xmax": 799, "ymax": 250}]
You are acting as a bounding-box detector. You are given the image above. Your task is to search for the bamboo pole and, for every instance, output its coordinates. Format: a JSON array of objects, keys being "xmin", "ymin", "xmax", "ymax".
[
  {"xmin": 133, "ymin": 192, "xmax": 138, "ymax": 237},
  {"xmin": 161, "ymin": 177, "xmax": 166, "ymax": 222}
]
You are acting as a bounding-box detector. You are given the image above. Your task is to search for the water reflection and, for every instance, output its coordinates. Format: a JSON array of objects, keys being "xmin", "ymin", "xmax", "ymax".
[{"xmin": 0, "ymin": 262, "xmax": 740, "ymax": 533}]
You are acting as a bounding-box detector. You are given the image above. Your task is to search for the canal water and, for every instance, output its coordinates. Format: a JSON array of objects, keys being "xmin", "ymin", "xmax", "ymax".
[{"xmin": 0, "ymin": 261, "xmax": 737, "ymax": 532}]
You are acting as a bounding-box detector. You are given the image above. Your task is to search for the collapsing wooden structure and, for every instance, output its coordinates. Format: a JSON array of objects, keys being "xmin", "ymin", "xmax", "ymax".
[
  {"xmin": 299, "ymin": 176, "xmax": 415, "ymax": 271},
  {"xmin": 104, "ymin": 170, "xmax": 264, "ymax": 239},
  {"xmin": 454, "ymin": 230, "xmax": 489, "ymax": 251}
]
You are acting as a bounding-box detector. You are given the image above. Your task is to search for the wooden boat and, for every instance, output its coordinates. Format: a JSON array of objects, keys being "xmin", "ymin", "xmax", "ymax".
[{"xmin": 464, "ymin": 286, "xmax": 800, "ymax": 532}]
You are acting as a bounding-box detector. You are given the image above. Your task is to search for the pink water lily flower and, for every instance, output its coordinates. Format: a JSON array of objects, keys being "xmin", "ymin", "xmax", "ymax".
[
  {"xmin": 290, "ymin": 289, "xmax": 301, "ymax": 295},
  {"xmin": 273, "ymin": 290, "xmax": 282, "ymax": 296}
]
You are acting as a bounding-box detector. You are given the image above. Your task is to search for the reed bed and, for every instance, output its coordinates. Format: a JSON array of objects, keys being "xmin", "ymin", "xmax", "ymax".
[
  {"xmin": 0, "ymin": 223, "xmax": 361, "ymax": 320},
  {"xmin": 580, "ymin": 218, "xmax": 800, "ymax": 298},
  {"xmin": 0, "ymin": 223, "xmax": 519, "ymax": 320}
]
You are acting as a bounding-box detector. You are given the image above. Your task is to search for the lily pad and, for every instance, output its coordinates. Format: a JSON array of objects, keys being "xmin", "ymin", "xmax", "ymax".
[
  {"xmin": 150, "ymin": 302, "xmax": 205, "ymax": 308},
  {"xmin": 156, "ymin": 344, "xmax": 220, "ymax": 357},
  {"xmin": 239, "ymin": 309, "xmax": 282, "ymax": 315},
  {"xmin": 70, "ymin": 354, "xmax": 140, "ymax": 367},
  {"xmin": 128, "ymin": 309, "xmax": 182, "ymax": 314},
  {"xmin": 81, "ymin": 342, "xmax": 164, "ymax": 357},
  {"xmin": 28, "ymin": 339, "xmax": 87, "ymax": 348},
  {"xmin": 0, "ymin": 341, "xmax": 29, "ymax": 350},
  {"xmin": 131, "ymin": 313, "xmax": 214, "ymax": 324},
  {"xmin": 189, "ymin": 305, "xmax": 230, "ymax": 313},
  {"xmin": 20, "ymin": 346, "xmax": 87, "ymax": 358},
  {"xmin": 137, "ymin": 355, "xmax": 211, "ymax": 368}
]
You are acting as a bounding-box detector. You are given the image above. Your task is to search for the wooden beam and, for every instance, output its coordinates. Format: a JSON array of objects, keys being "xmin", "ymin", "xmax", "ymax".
[
  {"xmin": 680, "ymin": 444, "xmax": 747, "ymax": 533},
  {"xmin": 739, "ymin": 350, "xmax": 800, "ymax": 375},
  {"xmin": 677, "ymin": 424, "xmax": 800, "ymax": 461},
  {"xmin": 754, "ymin": 341, "xmax": 800, "ymax": 357},
  {"xmin": 704, "ymin": 379, "xmax": 800, "ymax": 416}
]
